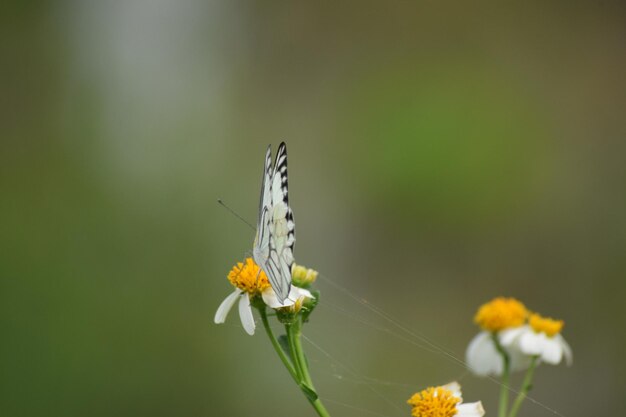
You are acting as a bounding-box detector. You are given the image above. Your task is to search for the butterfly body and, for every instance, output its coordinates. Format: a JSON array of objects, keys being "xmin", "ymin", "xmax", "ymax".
[{"xmin": 252, "ymin": 142, "xmax": 295, "ymax": 303}]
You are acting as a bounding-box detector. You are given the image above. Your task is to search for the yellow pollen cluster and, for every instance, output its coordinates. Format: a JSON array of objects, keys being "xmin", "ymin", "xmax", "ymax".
[
  {"xmin": 529, "ymin": 313, "xmax": 564, "ymax": 337},
  {"xmin": 227, "ymin": 258, "xmax": 270, "ymax": 294},
  {"xmin": 474, "ymin": 297, "xmax": 528, "ymax": 332},
  {"xmin": 407, "ymin": 387, "xmax": 460, "ymax": 417}
]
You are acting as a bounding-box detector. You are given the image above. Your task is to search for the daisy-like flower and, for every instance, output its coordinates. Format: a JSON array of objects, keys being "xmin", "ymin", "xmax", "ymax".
[
  {"xmin": 214, "ymin": 258, "xmax": 313, "ymax": 335},
  {"xmin": 466, "ymin": 297, "xmax": 531, "ymax": 376},
  {"xmin": 407, "ymin": 381, "xmax": 485, "ymax": 417},
  {"xmin": 500, "ymin": 312, "xmax": 573, "ymax": 366}
]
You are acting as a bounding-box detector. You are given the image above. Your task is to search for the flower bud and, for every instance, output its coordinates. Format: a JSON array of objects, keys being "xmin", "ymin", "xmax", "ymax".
[{"xmin": 292, "ymin": 263, "xmax": 318, "ymax": 287}]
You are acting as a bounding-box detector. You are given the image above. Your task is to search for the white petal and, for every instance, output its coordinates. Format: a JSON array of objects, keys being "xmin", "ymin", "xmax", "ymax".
[
  {"xmin": 214, "ymin": 289, "xmax": 241, "ymax": 324},
  {"xmin": 238, "ymin": 294, "xmax": 255, "ymax": 335},
  {"xmin": 290, "ymin": 286, "xmax": 313, "ymax": 299},
  {"xmin": 457, "ymin": 401, "xmax": 485, "ymax": 417},
  {"xmin": 262, "ymin": 285, "xmax": 314, "ymax": 309},
  {"xmin": 496, "ymin": 325, "xmax": 533, "ymax": 372},
  {"xmin": 499, "ymin": 326, "xmax": 526, "ymax": 346},
  {"xmin": 262, "ymin": 287, "xmax": 288, "ymax": 308},
  {"xmin": 541, "ymin": 337, "xmax": 563, "ymax": 364},
  {"xmin": 442, "ymin": 381, "xmax": 462, "ymax": 399},
  {"xmin": 509, "ymin": 343, "xmax": 533, "ymax": 372},
  {"xmin": 519, "ymin": 330, "xmax": 543, "ymax": 356},
  {"xmin": 466, "ymin": 331, "xmax": 503, "ymax": 376},
  {"xmin": 557, "ymin": 334, "xmax": 573, "ymax": 365}
]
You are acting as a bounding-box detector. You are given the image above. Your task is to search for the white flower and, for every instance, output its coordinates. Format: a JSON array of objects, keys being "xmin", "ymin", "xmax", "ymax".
[
  {"xmin": 407, "ymin": 381, "xmax": 485, "ymax": 417},
  {"xmin": 500, "ymin": 323, "xmax": 573, "ymax": 366},
  {"xmin": 214, "ymin": 284, "xmax": 313, "ymax": 335},
  {"xmin": 466, "ymin": 297, "xmax": 533, "ymax": 376},
  {"xmin": 466, "ymin": 330, "xmax": 532, "ymax": 376},
  {"xmin": 443, "ymin": 382, "xmax": 485, "ymax": 417}
]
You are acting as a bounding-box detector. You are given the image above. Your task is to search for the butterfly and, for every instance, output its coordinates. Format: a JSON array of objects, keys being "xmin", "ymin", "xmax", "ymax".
[{"xmin": 253, "ymin": 142, "xmax": 295, "ymax": 303}]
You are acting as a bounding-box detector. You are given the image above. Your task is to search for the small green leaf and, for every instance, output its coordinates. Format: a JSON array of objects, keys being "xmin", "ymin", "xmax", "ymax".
[
  {"xmin": 278, "ymin": 335, "xmax": 294, "ymax": 363},
  {"xmin": 301, "ymin": 290, "xmax": 320, "ymax": 323},
  {"xmin": 299, "ymin": 383, "xmax": 318, "ymax": 401}
]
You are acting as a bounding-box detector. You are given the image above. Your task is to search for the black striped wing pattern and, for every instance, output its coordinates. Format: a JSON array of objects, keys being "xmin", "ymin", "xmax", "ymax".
[{"xmin": 252, "ymin": 142, "xmax": 295, "ymax": 303}]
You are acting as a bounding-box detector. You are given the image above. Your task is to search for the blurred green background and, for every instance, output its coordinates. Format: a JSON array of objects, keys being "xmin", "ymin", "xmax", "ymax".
[{"xmin": 2, "ymin": 2, "xmax": 625, "ymax": 416}]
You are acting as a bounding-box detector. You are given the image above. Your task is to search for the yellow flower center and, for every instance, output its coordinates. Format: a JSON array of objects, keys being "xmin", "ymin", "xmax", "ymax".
[
  {"xmin": 227, "ymin": 258, "xmax": 270, "ymax": 294},
  {"xmin": 529, "ymin": 313, "xmax": 563, "ymax": 337},
  {"xmin": 474, "ymin": 297, "xmax": 528, "ymax": 332},
  {"xmin": 407, "ymin": 387, "xmax": 460, "ymax": 417}
]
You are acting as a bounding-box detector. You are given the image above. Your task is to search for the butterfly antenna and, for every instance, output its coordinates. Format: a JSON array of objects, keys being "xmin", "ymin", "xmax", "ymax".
[{"xmin": 217, "ymin": 199, "xmax": 256, "ymax": 231}]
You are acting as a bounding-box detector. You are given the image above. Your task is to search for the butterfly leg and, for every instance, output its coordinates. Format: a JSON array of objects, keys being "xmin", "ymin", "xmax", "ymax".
[{"xmin": 254, "ymin": 262, "xmax": 265, "ymax": 287}]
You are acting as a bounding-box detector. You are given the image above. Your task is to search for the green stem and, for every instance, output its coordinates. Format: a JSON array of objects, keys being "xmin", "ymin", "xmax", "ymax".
[
  {"xmin": 492, "ymin": 333, "xmax": 511, "ymax": 417},
  {"xmin": 292, "ymin": 318, "xmax": 315, "ymax": 387},
  {"xmin": 259, "ymin": 307, "xmax": 298, "ymax": 383},
  {"xmin": 260, "ymin": 305, "xmax": 331, "ymax": 417},
  {"xmin": 508, "ymin": 356, "xmax": 539, "ymax": 417},
  {"xmin": 286, "ymin": 322, "xmax": 304, "ymax": 381},
  {"xmin": 285, "ymin": 318, "xmax": 332, "ymax": 417}
]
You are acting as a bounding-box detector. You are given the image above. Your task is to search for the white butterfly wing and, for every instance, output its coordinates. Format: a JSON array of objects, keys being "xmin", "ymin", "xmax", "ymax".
[
  {"xmin": 258, "ymin": 145, "xmax": 273, "ymax": 228},
  {"xmin": 252, "ymin": 142, "xmax": 295, "ymax": 303},
  {"xmin": 267, "ymin": 142, "xmax": 295, "ymax": 301},
  {"xmin": 253, "ymin": 146, "xmax": 272, "ymax": 266}
]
